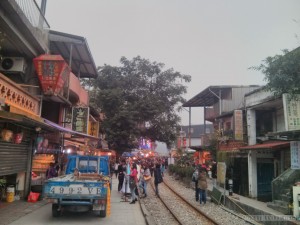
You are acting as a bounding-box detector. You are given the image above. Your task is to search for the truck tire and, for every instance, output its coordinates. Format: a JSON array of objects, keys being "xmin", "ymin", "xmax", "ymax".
[
  {"xmin": 98, "ymin": 209, "xmax": 106, "ymax": 218},
  {"xmin": 52, "ymin": 204, "xmax": 61, "ymax": 217}
]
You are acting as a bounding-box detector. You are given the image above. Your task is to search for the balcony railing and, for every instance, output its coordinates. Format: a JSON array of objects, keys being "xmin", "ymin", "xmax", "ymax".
[{"xmin": 15, "ymin": 0, "xmax": 50, "ymax": 30}]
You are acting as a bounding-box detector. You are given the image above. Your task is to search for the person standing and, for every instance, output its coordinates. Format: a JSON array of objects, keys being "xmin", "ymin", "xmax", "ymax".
[
  {"xmin": 139, "ymin": 163, "xmax": 151, "ymax": 198},
  {"xmin": 192, "ymin": 168, "xmax": 199, "ymax": 201},
  {"xmin": 114, "ymin": 161, "xmax": 119, "ymax": 178},
  {"xmin": 154, "ymin": 163, "xmax": 163, "ymax": 197},
  {"xmin": 129, "ymin": 163, "xmax": 138, "ymax": 204},
  {"xmin": 198, "ymin": 169, "xmax": 208, "ymax": 205},
  {"xmin": 46, "ymin": 162, "xmax": 57, "ymax": 179},
  {"xmin": 118, "ymin": 161, "xmax": 125, "ymax": 191}
]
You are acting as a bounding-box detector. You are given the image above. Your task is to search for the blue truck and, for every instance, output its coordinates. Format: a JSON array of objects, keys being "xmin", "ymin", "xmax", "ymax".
[{"xmin": 43, "ymin": 155, "xmax": 111, "ymax": 217}]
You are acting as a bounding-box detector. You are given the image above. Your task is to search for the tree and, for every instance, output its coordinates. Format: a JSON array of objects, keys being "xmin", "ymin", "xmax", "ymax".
[
  {"xmin": 85, "ymin": 56, "xmax": 191, "ymax": 152},
  {"xmin": 253, "ymin": 47, "xmax": 300, "ymax": 98}
]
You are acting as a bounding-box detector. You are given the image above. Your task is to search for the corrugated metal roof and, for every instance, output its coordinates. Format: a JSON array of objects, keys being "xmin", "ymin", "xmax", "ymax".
[
  {"xmin": 183, "ymin": 85, "xmax": 261, "ymax": 107},
  {"xmin": 49, "ymin": 30, "xmax": 98, "ymax": 78},
  {"xmin": 239, "ymin": 141, "xmax": 290, "ymax": 151}
]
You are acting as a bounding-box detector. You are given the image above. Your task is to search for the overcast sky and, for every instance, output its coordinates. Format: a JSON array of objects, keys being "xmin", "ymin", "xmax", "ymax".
[{"xmin": 45, "ymin": 0, "xmax": 300, "ymax": 126}]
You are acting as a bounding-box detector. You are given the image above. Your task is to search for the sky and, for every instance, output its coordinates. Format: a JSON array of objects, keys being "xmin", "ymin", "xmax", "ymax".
[{"xmin": 44, "ymin": 0, "xmax": 300, "ymax": 126}]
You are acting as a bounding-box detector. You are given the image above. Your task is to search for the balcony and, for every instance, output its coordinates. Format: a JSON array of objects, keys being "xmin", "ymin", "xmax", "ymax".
[
  {"xmin": 0, "ymin": 0, "xmax": 50, "ymax": 57},
  {"xmin": 204, "ymin": 107, "xmax": 217, "ymax": 122},
  {"xmin": 69, "ymin": 72, "xmax": 89, "ymax": 106}
]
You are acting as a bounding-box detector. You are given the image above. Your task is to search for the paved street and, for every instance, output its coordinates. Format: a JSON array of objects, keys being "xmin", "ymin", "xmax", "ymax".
[{"xmin": 4, "ymin": 177, "xmax": 146, "ymax": 225}]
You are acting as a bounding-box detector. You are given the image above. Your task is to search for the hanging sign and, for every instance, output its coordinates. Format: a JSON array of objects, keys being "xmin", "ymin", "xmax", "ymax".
[
  {"xmin": 291, "ymin": 141, "xmax": 300, "ymax": 169},
  {"xmin": 72, "ymin": 107, "xmax": 89, "ymax": 134},
  {"xmin": 33, "ymin": 54, "xmax": 70, "ymax": 96}
]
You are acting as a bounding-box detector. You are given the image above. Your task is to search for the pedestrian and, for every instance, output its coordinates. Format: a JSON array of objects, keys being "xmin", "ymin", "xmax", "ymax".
[
  {"xmin": 118, "ymin": 160, "xmax": 125, "ymax": 191},
  {"xmin": 150, "ymin": 161, "xmax": 155, "ymax": 177},
  {"xmin": 154, "ymin": 163, "xmax": 163, "ymax": 197},
  {"xmin": 198, "ymin": 169, "xmax": 208, "ymax": 205},
  {"xmin": 161, "ymin": 163, "xmax": 165, "ymax": 177},
  {"xmin": 192, "ymin": 168, "xmax": 199, "ymax": 201},
  {"xmin": 46, "ymin": 162, "xmax": 57, "ymax": 179},
  {"xmin": 139, "ymin": 163, "xmax": 151, "ymax": 198},
  {"xmin": 114, "ymin": 161, "xmax": 119, "ymax": 178},
  {"xmin": 129, "ymin": 163, "xmax": 138, "ymax": 204}
]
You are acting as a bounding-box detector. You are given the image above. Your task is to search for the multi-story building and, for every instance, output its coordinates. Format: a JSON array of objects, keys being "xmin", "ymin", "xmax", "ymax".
[
  {"xmin": 0, "ymin": 0, "xmax": 101, "ymax": 199},
  {"xmin": 241, "ymin": 87, "xmax": 300, "ymax": 213},
  {"xmin": 183, "ymin": 85, "xmax": 261, "ymax": 195}
]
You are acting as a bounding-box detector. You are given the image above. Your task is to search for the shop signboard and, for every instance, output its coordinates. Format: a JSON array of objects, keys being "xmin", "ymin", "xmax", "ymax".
[
  {"xmin": 72, "ymin": 107, "xmax": 89, "ymax": 134},
  {"xmin": 33, "ymin": 54, "xmax": 70, "ymax": 96},
  {"xmin": 291, "ymin": 141, "xmax": 300, "ymax": 169},
  {"xmin": 88, "ymin": 121, "xmax": 99, "ymax": 137},
  {"xmin": 234, "ymin": 110, "xmax": 243, "ymax": 140},
  {"xmin": 217, "ymin": 162, "xmax": 226, "ymax": 185},
  {"xmin": 283, "ymin": 94, "xmax": 300, "ymax": 131}
]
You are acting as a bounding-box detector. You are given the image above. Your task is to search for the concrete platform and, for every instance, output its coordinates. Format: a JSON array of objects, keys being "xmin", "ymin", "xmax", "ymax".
[{"xmin": 206, "ymin": 179, "xmax": 300, "ymax": 225}]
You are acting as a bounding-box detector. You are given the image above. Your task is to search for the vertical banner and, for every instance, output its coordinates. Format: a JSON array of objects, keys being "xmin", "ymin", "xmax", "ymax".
[
  {"xmin": 291, "ymin": 141, "xmax": 300, "ymax": 169},
  {"xmin": 72, "ymin": 107, "xmax": 89, "ymax": 134},
  {"xmin": 217, "ymin": 162, "xmax": 226, "ymax": 184},
  {"xmin": 234, "ymin": 110, "xmax": 243, "ymax": 140},
  {"xmin": 88, "ymin": 121, "xmax": 99, "ymax": 137},
  {"xmin": 283, "ymin": 94, "xmax": 300, "ymax": 131}
]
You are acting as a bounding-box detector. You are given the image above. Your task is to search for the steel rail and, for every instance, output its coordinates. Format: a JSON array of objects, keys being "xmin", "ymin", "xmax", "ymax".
[{"xmin": 161, "ymin": 180, "xmax": 220, "ymax": 225}]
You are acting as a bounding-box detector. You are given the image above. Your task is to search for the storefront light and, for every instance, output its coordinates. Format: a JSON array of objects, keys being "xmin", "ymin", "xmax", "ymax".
[{"xmin": 67, "ymin": 148, "xmax": 72, "ymax": 154}]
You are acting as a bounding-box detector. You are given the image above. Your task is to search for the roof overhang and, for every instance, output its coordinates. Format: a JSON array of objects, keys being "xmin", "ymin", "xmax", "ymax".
[
  {"xmin": 0, "ymin": 111, "xmax": 54, "ymax": 132},
  {"xmin": 49, "ymin": 30, "xmax": 98, "ymax": 79},
  {"xmin": 183, "ymin": 86, "xmax": 234, "ymax": 107},
  {"xmin": 239, "ymin": 141, "xmax": 290, "ymax": 151}
]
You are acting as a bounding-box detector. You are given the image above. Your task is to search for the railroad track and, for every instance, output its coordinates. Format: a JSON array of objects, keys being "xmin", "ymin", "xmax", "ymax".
[{"xmin": 149, "ymin": 180, "xmax": 220, "ymax": 225}]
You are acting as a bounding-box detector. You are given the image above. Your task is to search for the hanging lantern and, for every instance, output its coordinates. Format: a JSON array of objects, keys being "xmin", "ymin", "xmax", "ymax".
[{"xmin": 33, "ymin": 55, "xmax": 70, "ymax": 96}]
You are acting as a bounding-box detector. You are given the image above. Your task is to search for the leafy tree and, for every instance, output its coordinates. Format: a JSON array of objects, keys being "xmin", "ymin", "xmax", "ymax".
[
  {"xmin": 252, "ymin": 47, "xmax": 300, "ymax": 98},
  {"xmin": 85, "ymin": 56, "xmax": 191, "ymax": 152}
]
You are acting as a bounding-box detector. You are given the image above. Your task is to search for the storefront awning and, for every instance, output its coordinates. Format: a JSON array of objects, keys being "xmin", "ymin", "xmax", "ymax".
[
  {"xmin": 0, "ymin": 111, "xmax": 54, "ymax": 132},
  {"xmin": 43, "ymin": 119, "xmax": 99, "ymax": 141},
  {"xmin": 239, "ymin": 141, "xmax": 290, "ymax": 151}
]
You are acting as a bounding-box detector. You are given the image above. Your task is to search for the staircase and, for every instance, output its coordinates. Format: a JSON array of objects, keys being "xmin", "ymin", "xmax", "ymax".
[{"xmin": 267, "ymin": 169, "xmax": 300, "ymax": 214}]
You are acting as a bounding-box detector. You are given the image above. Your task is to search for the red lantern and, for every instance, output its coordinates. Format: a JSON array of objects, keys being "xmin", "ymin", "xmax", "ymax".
[{"xmin": 33, "ymin": 55, "xmax": 70, "ymax": 95}]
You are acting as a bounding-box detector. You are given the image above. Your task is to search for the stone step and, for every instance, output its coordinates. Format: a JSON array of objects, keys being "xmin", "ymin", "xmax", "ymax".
[{"xmin": 267, "ymin": 201, "xmax": 290, "ymax": 215}]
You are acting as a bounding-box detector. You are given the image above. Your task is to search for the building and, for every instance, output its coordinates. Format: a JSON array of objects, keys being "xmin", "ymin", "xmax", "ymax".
[
  {"xmin": 183, "ymin": 85, "xmax": 261, "ymax": 195},
  {"xmin": 0, "ymin": 0, "xmax": 101, "ymax": 199}
]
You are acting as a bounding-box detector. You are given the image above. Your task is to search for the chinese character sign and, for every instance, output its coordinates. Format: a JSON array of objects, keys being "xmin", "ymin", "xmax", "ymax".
[
  {"xmin": 72, "ymin": 107, "xmax": 89, "ymax": 134},
  {"xmin": 234, "ymin": 110, "xmax": 243, "ymax": 141},
  {"xmin": 291, "ymin": 141, "xmax": 300, "ymax": 169},
  {"xmin": 283, "ymin": 94, "xmax": 300, "ymax": 131}
]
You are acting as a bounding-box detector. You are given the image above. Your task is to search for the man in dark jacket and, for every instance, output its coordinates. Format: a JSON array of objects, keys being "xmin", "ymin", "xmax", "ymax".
[
  {"xmin": 154, "ymin": 163, "xmax": 163, "ymax": 197},
  {"xmin": 118, "ymin": 160, "xmax": 125, "ymax": 191}
]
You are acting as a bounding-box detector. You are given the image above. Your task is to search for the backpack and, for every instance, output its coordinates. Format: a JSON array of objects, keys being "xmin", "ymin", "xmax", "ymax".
[{"xmin": 192, "ymin": 171, "xmax": 198, "ymax": 182}]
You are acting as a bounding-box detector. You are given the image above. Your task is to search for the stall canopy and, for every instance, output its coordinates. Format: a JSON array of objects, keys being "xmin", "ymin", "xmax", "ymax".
[{"xmin": 43, "ymin": 119, "xmax": 99, "ymax": 140}]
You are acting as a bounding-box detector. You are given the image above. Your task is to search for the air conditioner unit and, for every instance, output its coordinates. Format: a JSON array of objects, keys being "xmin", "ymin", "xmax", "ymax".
[{"xmin": 0, "ymin": 57, "xmax": 26, "ymax": 73}]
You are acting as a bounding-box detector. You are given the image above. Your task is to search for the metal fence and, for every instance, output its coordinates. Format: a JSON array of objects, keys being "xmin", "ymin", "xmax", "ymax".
[{"xmin": 14, "ymin": 0, "xmax": 50, "ymax": 30}]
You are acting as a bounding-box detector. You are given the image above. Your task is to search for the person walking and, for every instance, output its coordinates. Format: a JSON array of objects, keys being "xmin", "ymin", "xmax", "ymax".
[
  {"xmin": 114, "ymin": 161, "xmax": 119, "ymax": 178},
  {"xmin": 192, "ymin": 168, "xmax": 199, "ymax": 201},
  {"xmin": 118, "ymin": 161, "xmax": 125, "ymax": 191},
  {"xmin": 154, "ymin": 163, "xmax": 163, "ymax": 197},
  {"xmin": 139, "ymin": 163, "xmax": 151, "ymax": 198},
  {"xmin": 129, "ymin": 163, "xmax": 138, "ymax": 204},
  {"xmin": 198, "ymin": 169, "xmax": 208, "ymax": 205}
]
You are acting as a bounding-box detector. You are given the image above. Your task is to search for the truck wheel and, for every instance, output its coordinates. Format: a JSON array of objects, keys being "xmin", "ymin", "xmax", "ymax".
[
  {"xmin": 98, "ymin": 209, "xmax": 106, "ymax": 218},
  {"xmin": 52, "ymin": 204, "xmax": 61, "ymax": 217}
]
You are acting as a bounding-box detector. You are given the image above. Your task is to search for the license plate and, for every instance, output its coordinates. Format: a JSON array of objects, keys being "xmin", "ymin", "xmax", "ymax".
[{"xmin": 50, "ymin": 185, "xmax": 102, "ymax": 195}]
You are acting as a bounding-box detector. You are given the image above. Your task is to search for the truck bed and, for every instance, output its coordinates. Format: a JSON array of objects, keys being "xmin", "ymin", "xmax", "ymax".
[{"xmin": 43, "ymin": 174, "xmax": 109, "ymax": 200}]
